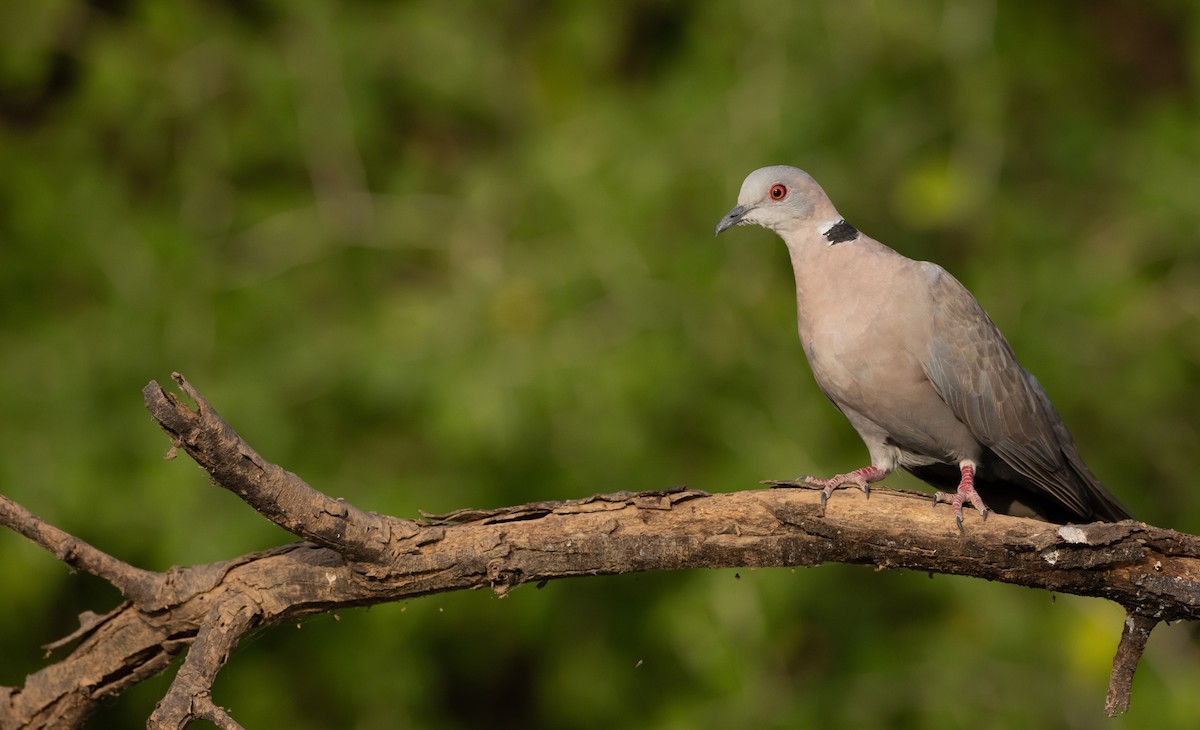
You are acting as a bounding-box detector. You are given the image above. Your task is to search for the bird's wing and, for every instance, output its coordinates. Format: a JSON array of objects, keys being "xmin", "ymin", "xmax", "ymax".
[{"xmin": 919, "ymin": 264, "xmax": 1094, "ymax": 518}]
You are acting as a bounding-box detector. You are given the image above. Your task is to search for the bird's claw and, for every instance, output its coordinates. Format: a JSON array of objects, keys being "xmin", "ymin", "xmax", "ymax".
[
  {"xmin": 801, "ymin": 469, "xmax": 878, "ymax": 516},
  {"xmin": 932, "ymin": 487, "xmax": 992, "ymax": 533}
]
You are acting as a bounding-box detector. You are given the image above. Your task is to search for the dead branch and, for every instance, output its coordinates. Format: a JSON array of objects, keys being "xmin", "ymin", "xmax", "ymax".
[{"xmin": 1, "ymin": 373, "xmax": 1196, "ymax": 728}]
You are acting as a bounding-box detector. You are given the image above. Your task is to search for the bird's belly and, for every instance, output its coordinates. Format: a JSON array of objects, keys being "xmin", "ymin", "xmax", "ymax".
[{"xmin": 801, "ymin": 315, "xmax": 979, "ymax": 464}]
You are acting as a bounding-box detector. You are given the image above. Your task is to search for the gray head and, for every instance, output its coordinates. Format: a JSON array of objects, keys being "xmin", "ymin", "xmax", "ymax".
[{"xmin": 714, "ymin": 166, "xmax": 840, "ymax": 237}]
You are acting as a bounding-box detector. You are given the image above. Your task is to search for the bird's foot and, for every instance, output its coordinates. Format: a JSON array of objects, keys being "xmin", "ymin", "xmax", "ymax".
[
  {"xmin": 798, "ymin": 465, "xmax": 888, "ymax": 515},
  {"xmin": 932, "ymin": 462, "xmax": 991, "ymax": 534}
]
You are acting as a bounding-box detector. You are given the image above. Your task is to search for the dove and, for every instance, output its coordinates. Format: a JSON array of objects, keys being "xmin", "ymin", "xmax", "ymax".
[{"xmin": 715, "ymin": 165, "xmax": 1130, "ymax": 529}]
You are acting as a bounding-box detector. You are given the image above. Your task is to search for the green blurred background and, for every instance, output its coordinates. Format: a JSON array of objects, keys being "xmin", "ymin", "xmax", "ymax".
[{"xmin": 2, "ymin": 1, "xmax": 1199, "ymax": 727}]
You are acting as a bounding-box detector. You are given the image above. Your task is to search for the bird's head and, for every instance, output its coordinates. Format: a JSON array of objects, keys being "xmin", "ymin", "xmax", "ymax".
[{"xmin": 714, "ymin": 166, "xmax": 838, "ymax": 237}]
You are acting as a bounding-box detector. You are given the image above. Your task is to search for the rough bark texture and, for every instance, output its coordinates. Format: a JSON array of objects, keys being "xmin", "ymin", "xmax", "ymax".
[{"xmin": 1, "ymin": 373, "xmax": 1196, "ymax": 728}]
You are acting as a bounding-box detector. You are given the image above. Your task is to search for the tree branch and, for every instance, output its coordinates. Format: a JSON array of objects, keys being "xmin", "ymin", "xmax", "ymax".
[
  {"xmin": 142, "ymin": 373, "xmax": 394, "ymax": 563},
  {"xmin": 2, "ymin": 374, "xmax": 1195, "ymax": 728},
  {"xmin": 0, "ymin": 494, "xmax": 162, "ymax": 603},
  {"xmin": 148, "ymin": 602, "xmax": 256, "ymax": 730},
  {"xmin": 1105, "ymin": 611, "xmax": 1158, "ymax": 716}
]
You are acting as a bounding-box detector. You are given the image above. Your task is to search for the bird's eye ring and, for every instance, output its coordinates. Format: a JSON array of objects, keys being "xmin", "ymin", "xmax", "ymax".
[{"xmin": 769, "ymin": 184, "xmax": 787, "ymax": 200}]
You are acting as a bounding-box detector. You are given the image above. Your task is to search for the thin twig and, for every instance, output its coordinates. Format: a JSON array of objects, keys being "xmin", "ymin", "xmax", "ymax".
[
  {"xmin": 0, "ymin": 493, "xmax": 161, "ymax": 603},
  {"xmin": 193, "ymin": 695, "xmax": 246, "ymax": 730}
]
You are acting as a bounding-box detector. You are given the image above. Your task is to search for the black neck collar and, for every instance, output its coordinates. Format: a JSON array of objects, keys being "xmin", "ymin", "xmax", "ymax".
[{"xmin": 823, "ymin": 219, "xmax": 859, "ymax": 244}]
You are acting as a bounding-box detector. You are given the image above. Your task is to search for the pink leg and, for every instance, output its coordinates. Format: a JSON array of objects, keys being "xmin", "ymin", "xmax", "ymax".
[
  {"xmin": 932, "ymin": 462, "xmax": 992, "ymax": 533},
  {"xmin": 801, "ymin": 465, "xmax": 889, "ymax": 513}
]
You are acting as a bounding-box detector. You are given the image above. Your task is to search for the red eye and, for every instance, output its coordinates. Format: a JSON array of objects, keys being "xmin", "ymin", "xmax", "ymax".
[{"xmin": 769, "ymin": 184, "xmax": 787, "ymax": 200}]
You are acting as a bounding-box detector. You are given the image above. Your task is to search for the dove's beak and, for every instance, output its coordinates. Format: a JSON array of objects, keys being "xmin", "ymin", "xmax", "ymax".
[{"xmin": 715, "ymin": 204, "xmax": 751, "ymax": 236}]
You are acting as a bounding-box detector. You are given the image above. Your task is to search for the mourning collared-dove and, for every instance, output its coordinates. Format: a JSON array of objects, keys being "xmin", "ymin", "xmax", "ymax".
[{"xmin": 716, "ymin": 165, "xmax": 1131, "ymax": 529}]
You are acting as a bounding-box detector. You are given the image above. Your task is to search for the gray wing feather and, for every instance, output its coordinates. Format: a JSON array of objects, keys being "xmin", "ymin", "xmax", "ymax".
[{"xmin": 921, "ymin": 266, "xmax": 1094, "ymax": 517}]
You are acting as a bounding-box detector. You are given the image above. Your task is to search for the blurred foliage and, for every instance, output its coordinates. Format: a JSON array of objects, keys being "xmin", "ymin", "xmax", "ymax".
[{"xmin": 2, "ymin": 1, "xmax": 1199, "ymax": 727}]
